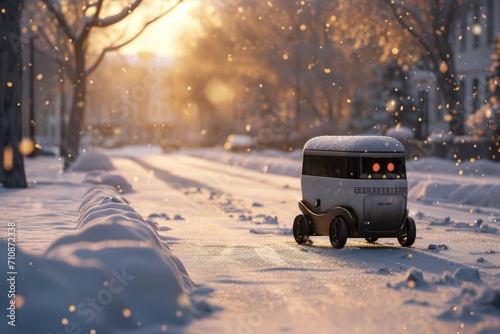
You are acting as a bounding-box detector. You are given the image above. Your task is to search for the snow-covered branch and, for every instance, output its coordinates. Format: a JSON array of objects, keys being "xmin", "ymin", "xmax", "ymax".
[{"xmin": 96, "ymin": 0, "xmax": 143, "ymax": 27}]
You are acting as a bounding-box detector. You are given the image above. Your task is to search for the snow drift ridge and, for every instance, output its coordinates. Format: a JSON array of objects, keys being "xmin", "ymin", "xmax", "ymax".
[{"xmin": 1, "ymin": 185, "xmax": 209, "ymax": 334}]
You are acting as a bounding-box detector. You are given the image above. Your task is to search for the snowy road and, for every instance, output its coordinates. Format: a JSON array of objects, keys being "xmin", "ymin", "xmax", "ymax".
[{"xmin": 107, "ymin": 152, "xmax": 500, "ymax": 334}]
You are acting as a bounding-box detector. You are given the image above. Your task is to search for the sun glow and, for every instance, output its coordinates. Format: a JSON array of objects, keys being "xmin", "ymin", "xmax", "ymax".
[{"xmin": 119, "ymin": 1, "xmax": 200, "ymax": 57}]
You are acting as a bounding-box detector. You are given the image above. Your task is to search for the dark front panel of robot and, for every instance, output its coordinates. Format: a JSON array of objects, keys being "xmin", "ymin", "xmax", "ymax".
[{"xmin": 362, "ymin": 195, "xmax": 406, "ymax": 232}]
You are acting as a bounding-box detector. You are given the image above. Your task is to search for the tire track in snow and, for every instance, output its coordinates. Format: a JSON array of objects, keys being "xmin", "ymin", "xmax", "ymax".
[
  {"xmin": 127, "ymin": 156, "xmax": 221, "ymax": 193},
  {"xmin": 254, "ymin": 246, "xmax": 287, "ymax": 266}
]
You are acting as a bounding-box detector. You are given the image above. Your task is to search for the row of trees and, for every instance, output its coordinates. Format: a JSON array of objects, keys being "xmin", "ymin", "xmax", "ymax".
[
  {"xmin": 168, "ymin": 0, "xmax": 476, "ymax": 145},
  {"xmin": 169, "ymin": 0, "xmax": 416, "ymax": 145}
]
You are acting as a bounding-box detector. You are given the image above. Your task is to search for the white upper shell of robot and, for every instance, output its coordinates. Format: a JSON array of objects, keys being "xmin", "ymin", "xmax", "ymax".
[{"xmin": 303, "ymin": 135, "xmax": 405, "ymax": 153}]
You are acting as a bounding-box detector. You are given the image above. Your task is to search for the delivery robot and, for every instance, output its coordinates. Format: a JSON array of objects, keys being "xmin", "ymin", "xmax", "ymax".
[{"xmin": 293, "ymin": 135, "xmax": 416, "ymax": 249}]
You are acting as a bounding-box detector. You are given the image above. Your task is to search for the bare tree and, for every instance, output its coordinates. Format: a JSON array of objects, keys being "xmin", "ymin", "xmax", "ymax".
[
  {"xmin": 383, "ymin": 0, "xmax": 474, "ymax": 135},
  {"xmin": 0, "ymin": 0, "xmax": 28, "ymax": 188},
  {"xmin": 31, "ymin": 0, "xmax": 183, "ymax": 168}
]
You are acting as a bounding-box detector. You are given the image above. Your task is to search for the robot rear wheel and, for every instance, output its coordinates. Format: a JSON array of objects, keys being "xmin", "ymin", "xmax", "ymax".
[{"xmin": 293, "ymin": 214, "xmax": 310, "ymax": 244}]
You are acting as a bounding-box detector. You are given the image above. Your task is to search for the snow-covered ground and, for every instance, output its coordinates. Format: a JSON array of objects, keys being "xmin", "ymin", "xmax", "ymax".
[{"xmin": 1, "ymin": 145, "xmax": 500, "ymax": 333}]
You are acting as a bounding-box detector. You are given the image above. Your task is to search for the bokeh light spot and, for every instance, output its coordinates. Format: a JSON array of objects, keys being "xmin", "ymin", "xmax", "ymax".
[
  {"xmin": 122, "ymin": 308, "xmax": 132, "ymax": 318},
  {"xmin": 3, "ymin": 146, "xmax": 13, "ymax": 171},
  {"xmin": 19, "ymin": 138, "xmax": 35, "ymax": 156}
]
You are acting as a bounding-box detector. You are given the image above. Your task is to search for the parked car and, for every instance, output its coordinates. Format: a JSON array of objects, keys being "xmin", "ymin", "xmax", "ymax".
[
  {"xmin": 160, "ymin": 138, "xmax": 182, "ymax": 152},
  {"xmin": 223, "ymin": 134, "xmax": 254, "ymax": 151}
]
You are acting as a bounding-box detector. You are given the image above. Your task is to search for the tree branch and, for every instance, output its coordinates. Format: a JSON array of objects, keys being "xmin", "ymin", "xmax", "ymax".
[
  {"xmin": 42, "ymin": 0, "xmax": 77, "ymax": 41},
  {"xmin": 84, "ymin": 2, "xmax": 99, "ymax": 16},
  {"xmin": 86, "ymin": 0, "xmax": 104, "ymax": 27},
  {"xmin": 385, "ymin": 0, "xmax": 440, "ymax": 66},
  {"xmin": 86, "ymin": 0, "xmax": 184, "ymax": 75},
  {"xmin": 432, "ymin": 0, "xmax": 451, "ymax": 65},
  {"xmin": 393, "ymin": 1, "xmax": 427, "ymax": 31},
  {"xmin": 96, "ymin": 0, "xmax": 144, "ymax": 27}
]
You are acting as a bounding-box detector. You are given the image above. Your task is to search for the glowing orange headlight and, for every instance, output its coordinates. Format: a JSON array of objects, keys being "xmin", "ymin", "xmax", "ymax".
[
  {"xmin": 372, "ymin": 163, "xmax": 381, "ymax": 173},
  {"xmin": 387, "ymin": 162, "xmax": 395, "ymax": 172}
]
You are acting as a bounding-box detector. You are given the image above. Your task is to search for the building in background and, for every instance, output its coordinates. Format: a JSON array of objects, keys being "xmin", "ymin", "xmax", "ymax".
[
  {"xmin": 394, "ymin": 0, "xmax": 500, "ymax": 139},
  {"xmin": 455, "ymin": 0, "xmax": 500, "ymax": 116}
]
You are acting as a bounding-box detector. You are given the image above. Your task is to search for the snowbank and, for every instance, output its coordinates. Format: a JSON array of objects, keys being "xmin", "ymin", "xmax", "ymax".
[
  {"xmin": 84, "ymin": 172, "xmax": 134, "ymax": 194},
  {"xmin": 72, "ymin": 151, "xmax": 115, "ymax": 172},
  {"xmin": 406, "ymin": 157, "xmax": 500, "ymax": 177},
  {"xmin": 386, "ymin": 125, "xmax": 415, "ymax": 142},
  {"xmin": 407, "ymin": 158, "xmax": 500, "ymax": 208},
  {"xmin": 1, "ymin": 185, "xmax": 209, "ymax": 333},
  {"xmin": 388, "ymin": 268, "xmax": 500, "ymax": 328},
  {"xmin": 408, "ymin": 179, "xmax": 500, "ymax": 209}
]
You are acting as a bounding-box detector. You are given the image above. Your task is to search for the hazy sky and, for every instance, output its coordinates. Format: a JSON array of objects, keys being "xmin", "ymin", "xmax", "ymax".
[{"xmin": 120, "ymin": 1, "xmax": 199, "ymax": 57}]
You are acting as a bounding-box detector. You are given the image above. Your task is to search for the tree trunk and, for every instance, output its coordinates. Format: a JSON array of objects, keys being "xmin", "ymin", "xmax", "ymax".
[
  {"xmin": 0, "ymin": 0, "xmax": 27, "ymax": 188},
  {"xmin": 444, "ymin": 77, "xmax": 465, "ymax": 136},
  {"xmin": 63, "ymin": 44, "xmax": 86, "ymax": 169},
  {"xmin": 434, "ymin": 57, "xmax": 465, "ymax": 136},
  {"xmin": 445, "ymin": 76, "xmax": 464, "ymax": 136},
  {"xmin": 320, "ymin": 81, "xmax": 334, "ymax": 123},
  {"xmin": 435, "ymin": 34, "xmax": 465, "ymax": 136},
  {"xmin": 59, "ymin": 70, "xmax": 67, "ymax": 156}
]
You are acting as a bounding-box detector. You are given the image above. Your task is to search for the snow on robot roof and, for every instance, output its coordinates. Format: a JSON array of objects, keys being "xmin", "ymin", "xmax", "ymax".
[{"xmin": 304, "ymin": 135, "xmax": 405, "ymax": 153}]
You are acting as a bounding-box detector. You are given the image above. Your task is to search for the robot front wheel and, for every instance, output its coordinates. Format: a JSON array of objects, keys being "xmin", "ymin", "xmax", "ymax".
[
  {"xmin": 397, "ymin": 216, "xmax": 416, "ymax": 247},
  {"xmin": 329, "ymin": 216, "xmax": 348, "ymax": 249}
]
